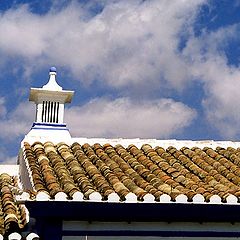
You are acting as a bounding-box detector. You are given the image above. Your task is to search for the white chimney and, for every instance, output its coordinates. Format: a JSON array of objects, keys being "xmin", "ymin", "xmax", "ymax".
[{"xmin": 25, "ymin": 67, "xmax": 74, "ymax": 142}]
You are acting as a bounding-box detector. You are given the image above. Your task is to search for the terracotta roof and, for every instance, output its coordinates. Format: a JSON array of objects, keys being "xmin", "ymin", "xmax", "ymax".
[
  {"xmin": 21, "ymin": 141, "xmax": 240, "ymax": 204},
  {"xmin": 0, "ymin": 173, "xmax": 27, "ymax": 237}
]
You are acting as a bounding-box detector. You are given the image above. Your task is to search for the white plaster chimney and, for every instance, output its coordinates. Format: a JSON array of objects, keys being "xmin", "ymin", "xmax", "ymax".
[{"xmin": 25, "ymin": 67, "xmax": 74, "ymax": 142}]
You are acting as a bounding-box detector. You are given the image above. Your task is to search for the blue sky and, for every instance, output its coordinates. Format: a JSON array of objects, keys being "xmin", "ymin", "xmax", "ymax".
[{"xmin": 1, "ymin": 0, "xmax": 240, "ymax": 163}]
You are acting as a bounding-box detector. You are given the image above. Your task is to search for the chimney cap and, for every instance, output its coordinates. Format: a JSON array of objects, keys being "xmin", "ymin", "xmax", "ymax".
[{"xmin": 29, "ymin": 67, "xmax": 74, "ymax": 102}]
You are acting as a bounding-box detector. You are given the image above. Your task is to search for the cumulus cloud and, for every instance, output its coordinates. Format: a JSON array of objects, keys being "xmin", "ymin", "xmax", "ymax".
[
  {"xmin": 0, "ymin": 0, "xmax": 202, "ymax": 146},
  {"xmin": 0, "ymin": 0, "xmax": 205, "ymax": 90},
  {"xmin": 200, "ymin": 61, "xmax": 240, "ymax": 138},
  {"xmin": 0, "ymin": 97, "xmax": 33, "ymax": 163},
  {"xmin": 0, "ymin": 101, "xmax": 34, "ymax": 140},
  {"xmin": 181, "ymin": 24, "xmax": 240, "ymax": 138},
  {"xmin": 0, "ymin": 95, "xmax": 196, "ymax": 142},
  {"xmin": 66, "ymin": 97, "xmax": 196, "ymax": 138},
  {"xmin": 1, "ymin": 0, "xmax": 240, "ymax": 140},
  {"xmin": 0, "ymin": 95, "xmax": 196, "ymax": 163}
]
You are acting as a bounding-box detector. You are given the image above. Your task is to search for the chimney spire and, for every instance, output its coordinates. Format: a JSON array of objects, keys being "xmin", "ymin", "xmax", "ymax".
[{"xmin": 43, "ymin": 67, "xmax": 62, "ymax": 91}]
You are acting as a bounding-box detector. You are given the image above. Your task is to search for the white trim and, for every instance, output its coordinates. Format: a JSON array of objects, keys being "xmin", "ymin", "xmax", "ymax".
[
  {"xmin": 71, "ymin": 138, "xmax": 240, "ymax": 150},
  {"xmin": 22, "ymin": 135, "xmax": 240, "ymax": 150},
  {"xmin": 36, "ymin": 191, "xmax": 50, "ymax": 201},
  {"xmin": 26, "ymin": 233, "xmax": 40, "ymax": 240},
  {"xmin": 55, "ymin": 192, "xmax": 68, "ymax": 201},
  {"xmin": 175, "ymin": 194, "xmax": 188, "ymax": 203},
  {"xmin": 192, "ymin": 194, "xmax": 205, "ymax": 203},
  {"xmin": 8, "ymin": 232, "xmax": 22, "ymax": 240},
  {"xmin": 107, "ymin": 193, "xmax": 120, "ymax": 202}
]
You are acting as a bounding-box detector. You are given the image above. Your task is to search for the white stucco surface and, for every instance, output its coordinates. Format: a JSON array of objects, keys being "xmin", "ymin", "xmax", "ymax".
[{"xmin": 0, "ymin": 165, "xmax": 19, "ymax": 176}]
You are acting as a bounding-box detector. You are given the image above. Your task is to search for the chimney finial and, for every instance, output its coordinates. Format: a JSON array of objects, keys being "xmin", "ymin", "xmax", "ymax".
[
  {"xmin": 50, "ymin": 66, "xmax": 57, "ymax": 73},
  {"xmin": 43, "ymin": 66, "xmax": 62, "ymax": 91}
]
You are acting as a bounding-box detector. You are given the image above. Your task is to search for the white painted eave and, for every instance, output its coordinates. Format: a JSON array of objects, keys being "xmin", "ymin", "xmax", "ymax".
[
  {"xmin": 21, "ymin": 136, "xmax": 240, "ymax": 149},
  {"xmin": 70, "ymin": 138, "xmax": 240, "ymax": 150}
]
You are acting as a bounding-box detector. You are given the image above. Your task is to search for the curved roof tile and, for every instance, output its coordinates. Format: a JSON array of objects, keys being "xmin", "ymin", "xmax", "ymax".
[
  {"xmin": 0, "ymin": 173, "xmax": 27, "ymax": 236},
  {"xmin": 21, "ymin": 141, "xmax": 240, "ymax": 204}
]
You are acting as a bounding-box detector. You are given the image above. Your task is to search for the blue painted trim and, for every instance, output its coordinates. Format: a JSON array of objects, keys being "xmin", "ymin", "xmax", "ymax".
[
  {"xmin": 31, "ymin": 127, "xmax": 69, "ymax": 131},
  {"xmin": 32, "ymin": 122, "xmax": 66, "ymax": 127}
]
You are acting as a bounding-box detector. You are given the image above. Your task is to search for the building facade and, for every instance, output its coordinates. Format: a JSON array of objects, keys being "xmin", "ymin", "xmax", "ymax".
[{"xmin": 2, "ymin": 68, "xmax": 240, "ymax": 239}]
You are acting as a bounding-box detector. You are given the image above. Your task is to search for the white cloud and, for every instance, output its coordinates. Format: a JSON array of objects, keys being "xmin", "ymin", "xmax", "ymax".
[
  {"xmin": 0, "ymin": 95, "xmax": 195, "ymax": 141},
  {"xmin": 0, "ymin": 0, "xmax": 205, "ymax": 89},
  {"xmin": 0, "ymin": 0, "xmax": 203, "ymax": 141},
  {"xmin": 0, "ymin": 97, "xmax": 34, "ymax": 163},
  {"xmin": 0, "ymin": 101, "xmax": 34, "ymax": 140},
  {"xmin": 181, "ymin": 24, "xmax": 240, "ymax": 138},
  {"xmin": 66, "ymin": 97, "xmax": 196, "ymax": 138},
  {"xmin": 1, "ymin": 0, "xmax": 240, "ymax": 139},
  {"xmin": 200, "ymin": 62, "xmax": 240, "ymax": 138}
]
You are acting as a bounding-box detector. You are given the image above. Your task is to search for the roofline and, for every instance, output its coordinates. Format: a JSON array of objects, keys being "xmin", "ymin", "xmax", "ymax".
[
  {"xmin": 71, "ymin": 138, "xmax": 240, "ymax": 149},
  {"xmin": 21, "ymin": 137, "xmax": 240, "ymax": 149}
]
